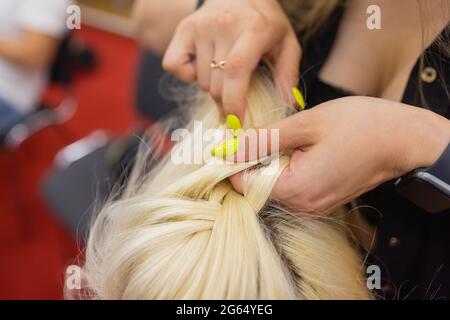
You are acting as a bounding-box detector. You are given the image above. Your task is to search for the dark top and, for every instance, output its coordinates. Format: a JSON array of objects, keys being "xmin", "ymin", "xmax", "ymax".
[{"xmin": 299, "ymin": 7, "xmax": 450, "ymax": 299}]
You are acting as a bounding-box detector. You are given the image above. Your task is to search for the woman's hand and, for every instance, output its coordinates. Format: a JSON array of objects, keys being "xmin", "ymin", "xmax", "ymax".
[
  {"xmin": 162, "ymin": 0, "xmax": 301, "ymax": 120},
  {"xmin": 229, "ymin": 96, "xmax": 450, "ymax": 214},
  {"xmin": 133, "ymin": 0, "xmax": 197, "ymax": 55}
]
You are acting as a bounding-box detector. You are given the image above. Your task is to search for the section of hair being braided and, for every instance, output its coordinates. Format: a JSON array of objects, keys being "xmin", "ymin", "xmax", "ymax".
[{"xmin": 75, "ymin": 66, "xmax": 370, "ymax": 300}]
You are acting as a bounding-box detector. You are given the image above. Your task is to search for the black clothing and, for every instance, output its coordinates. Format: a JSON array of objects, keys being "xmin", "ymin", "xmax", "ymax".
[{"xmin": 299, "ymin": 7, "xmax": 450, "ymax": 299}]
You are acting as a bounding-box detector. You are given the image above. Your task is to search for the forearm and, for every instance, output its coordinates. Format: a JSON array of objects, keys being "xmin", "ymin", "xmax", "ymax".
[
  {"xmin": 0, "ymin": 38, "xmax": 32, "ymax": 67},
  {"xmin": 133, "ymin": 0, "xmax": 197, "ymax": 55},
  {"xmin": 0, "ymin": 33, "xmax": 57, "ymax": 70}
]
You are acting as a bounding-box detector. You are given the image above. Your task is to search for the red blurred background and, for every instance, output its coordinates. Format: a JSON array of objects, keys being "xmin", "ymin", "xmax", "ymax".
[{"xmin": 0, "ymin": 17, "xmax": 139, "ymax": 299}]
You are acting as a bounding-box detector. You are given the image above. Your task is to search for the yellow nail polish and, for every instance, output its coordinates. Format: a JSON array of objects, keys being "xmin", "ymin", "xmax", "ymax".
[
  {"xmin": 211, "ymin": 136, "xmax": 238, "ymax": 158},
  {"xmin": 292, "ymin": 87, "xmax": 306, "ymax": 110},
  {"xmin": 226, "ymin": 114, "xmax": 242, "ymax": 136}
]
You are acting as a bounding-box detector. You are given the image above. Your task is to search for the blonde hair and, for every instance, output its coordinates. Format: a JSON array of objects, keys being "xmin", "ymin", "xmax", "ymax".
[{"xmin": 73, "ymin": 67, "xmax": 370, "ymax": 300}]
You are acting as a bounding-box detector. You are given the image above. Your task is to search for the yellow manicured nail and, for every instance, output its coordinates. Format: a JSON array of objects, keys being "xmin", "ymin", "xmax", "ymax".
[
  {"xmin": 292, "ymin": 87, "xmax": 306, "ymax": 110},
  {"xmin": 211, "ymin": 136, "xmax": 238, "ymax": 158},
  {"xmin": 226, "ymin": 114, "xmax": 242, "ymax": 136}
]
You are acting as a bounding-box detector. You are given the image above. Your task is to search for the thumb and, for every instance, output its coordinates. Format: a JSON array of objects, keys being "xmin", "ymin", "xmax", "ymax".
[{"xmin": 225, "ymin": 110, "xmax": 317, "ymax": 163}]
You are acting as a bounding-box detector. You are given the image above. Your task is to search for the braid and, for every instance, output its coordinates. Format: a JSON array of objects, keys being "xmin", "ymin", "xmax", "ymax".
[{"xmin": 73, "ymin": 67, "xmax": 370, "ymax": 300}]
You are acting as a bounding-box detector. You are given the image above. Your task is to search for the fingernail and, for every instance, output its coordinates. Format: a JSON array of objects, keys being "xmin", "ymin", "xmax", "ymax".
[
  {"xmin": 226, "ymin": 114, "xmax": 242, "ymax": 136},
  {"xmin": 211, "ymin": 136, "xmax": 238, "ymax": 158},
  {"xmin": 292, "ymin": 87, "xmax": 306, "ymax": 110}
]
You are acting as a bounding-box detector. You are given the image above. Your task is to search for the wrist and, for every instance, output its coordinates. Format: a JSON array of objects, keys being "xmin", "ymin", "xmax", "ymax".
[{"xmin": 400, "ymin": 107, "xmax": 450, "ymax": 175}]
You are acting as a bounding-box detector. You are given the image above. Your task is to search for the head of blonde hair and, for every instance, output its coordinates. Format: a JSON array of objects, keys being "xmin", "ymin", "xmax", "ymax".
[{"xmin": 72, "ymin": 66, "xmax": 370, "ymax": 300}]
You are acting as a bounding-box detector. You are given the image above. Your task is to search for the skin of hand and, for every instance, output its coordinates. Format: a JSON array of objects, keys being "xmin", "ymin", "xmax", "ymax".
[
  {"xmin": 133, "ymin": 0, "xmax": 197, "ymax": 56},
  {"xmin": 229, "ymin": 96, "xmax": 450, "ymax": 215},
  {"xmin": 162, "ymin": 0, "xmax": 301, "ymax": 120},
  {"xmin": 0, "ymin": 30, "xmax": 59, "ymax": 70}
]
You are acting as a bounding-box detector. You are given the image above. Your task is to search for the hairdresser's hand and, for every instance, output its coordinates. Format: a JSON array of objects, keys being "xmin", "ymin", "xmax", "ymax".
[
  {"xmin": 163, "ymin": 0, "xmax": 301, "ymax": 120},
  {"xmin": 229, "ymin": 96, "xmax": 450, "ymax": 214}
]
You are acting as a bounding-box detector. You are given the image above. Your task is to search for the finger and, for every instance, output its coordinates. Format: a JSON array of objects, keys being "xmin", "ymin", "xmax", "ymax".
[
  {"xmin": 162, "ymin": 20, "xmax": 196, "ymax": 83},
  {"xmin": 230, "ymin": 149, "xmax": 316, "ymax": 214},
  {"xmin": 222, "ymin": 29, "xmax": 275, "ymax": 120},
  {"xmin": 194, "ymin": 30, "xmax": 214, "ymax": 92},
  {"xmin": 230, "ymin": 150, "xmax": 309, "ymax": 210},
  {"xmin": 229, "ymin": 171, "xmax": 244, "ymax": 194},
  {"xmin": 209, "ymin": 40, "xmax": 233, "ymax": 106},
  {"xmin": 231, "ymin": 149, "xmax": 336, "ymax": 216},
  {"xmin": 271, "ymin": 149, "xmax": 308, "ymax": 201},
  {"xmin": 270, "ymin": 150, "xmax": 326, "ymax": 218},
  {"xmin": 226, "ymin": 110, "xmax": 317, "ymax": 162},
  {"xmin": 272, "ymin": 150, "xmax": 349, "ymax": 215},
  {"xmin": 273, "ymin": 34, "xmax": 302, "ymax": 105}
]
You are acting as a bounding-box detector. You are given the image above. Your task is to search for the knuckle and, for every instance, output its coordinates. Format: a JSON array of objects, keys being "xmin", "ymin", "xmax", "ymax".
[
  {"xmin": 250, "ymin": 13, "xmax": 270, "ymax": 31},
  {"xmin": 178, "ymin": 18, "xmax": 194, "ymax": 32},
  {"xmin": 216, "ymin": 11, "xmax": 236, "ymax": 29},
  {"xmin": 162, "ymin": 56, "xmax": 177, "ymax": 73},
  {"xmin": 197, "ymin": 80, "xmax": 209, "ymax": 92},
  {"xmin": 209, "ymin": 84, "xmax": 222, "ymax": 101},
  {"xmin": 195, "ymin": 15, "xmax": 211, "ymax": 30},
  {"xmin": 225, "ymin": 56, "xmax": 250, "ymax": 79}
]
